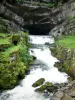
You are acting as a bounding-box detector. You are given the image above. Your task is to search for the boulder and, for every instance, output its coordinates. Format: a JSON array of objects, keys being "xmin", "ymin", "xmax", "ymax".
[
  {"xmin": 35, "ymin": 82, "xmax": 58, "ymax": 93},
  {"xmin": 32, "ymin": 78, "xmax": 45, "ymax": 87},
  {"xmin": 61, "ymin": 95, "xmax": 73, "ymax": 100},
  {"xmin": 35, "ymin": 85, "xmax": 46, "ymax": 92},
  {"xmin": 32, "ymin": 55, "xmax": 37, "ymax": 60}
]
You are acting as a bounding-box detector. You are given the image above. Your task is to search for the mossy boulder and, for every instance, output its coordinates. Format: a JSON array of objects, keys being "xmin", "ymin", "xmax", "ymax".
[
  {"xmin": 32, "ymin": 78, "xmax": 45, "ymax": 87},
  {"xmin": 45, "ymin": 82, "xmax": 53, "ymax": 87},
  {"xmin": 35, "ymin": 85, "xmax": 46, "ymax": 92},
  {"xmin": 35, "ymin": 82, "xmax": 58, "ymax": 93},
  {"xmin": 45, "ymin": 82, "xmax": 55, "ymax": 92}
]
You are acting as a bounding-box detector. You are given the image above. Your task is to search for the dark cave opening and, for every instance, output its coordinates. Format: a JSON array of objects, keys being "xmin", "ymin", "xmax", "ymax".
[{"xmin": 24, "ymin": 23, "xmax": 54, "ymax": 35}]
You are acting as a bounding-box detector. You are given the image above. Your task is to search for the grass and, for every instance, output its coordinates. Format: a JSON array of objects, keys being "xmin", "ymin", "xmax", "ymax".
[
  {"xmin": 0, "ymin": 38, "xmax": 10, "ymax": 45},
  {"xmin": 0, "ymin": 33, "xmax": 7, "ymax": 38},
  {"xmin": 0, "ymin": 33, "xmax": 11, "ymax": 45},
  {"xmin": 0, "ymin": 33, "xmax": 20, "ymax": 56},
  {"xmin": 56, "ymin": 36, "xmax": 75, "ymax": 49},
  {"xmin": 3, "ymin": 44, "xmax": 21, "ymax": 56}
]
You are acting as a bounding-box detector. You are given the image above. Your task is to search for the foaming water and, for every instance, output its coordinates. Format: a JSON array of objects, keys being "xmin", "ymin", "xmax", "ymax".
[
  {"xmin": 29, "ymin": 35, "xmax": 54, "ymax": 44},
  {"xmin": 0, "ymin": 35, "xmax": 68, "ymax": 100}
]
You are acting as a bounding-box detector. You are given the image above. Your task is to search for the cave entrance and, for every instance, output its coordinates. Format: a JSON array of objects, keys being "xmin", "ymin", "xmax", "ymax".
[{"xmin": 25, "ymin": 23, "xmax": 54, "ymax": 35}]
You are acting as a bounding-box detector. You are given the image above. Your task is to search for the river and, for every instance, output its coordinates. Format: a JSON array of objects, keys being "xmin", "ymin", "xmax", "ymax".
[{"xmin": 0, "ymin": 35, "xmax": 68, "ymax": 100}]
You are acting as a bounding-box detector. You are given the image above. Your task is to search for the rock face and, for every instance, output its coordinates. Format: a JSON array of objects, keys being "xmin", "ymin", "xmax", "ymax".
[
  {"xmin": 51, "ymin": 80, "xmax": 75, "ymax": 100},
  {"xmin": 50, "ymin": 0, "xmax": 75, "ymax": 37},
  {"xmin": 0, "ymin": 0, "xmax": 75, "ymax": 34}
]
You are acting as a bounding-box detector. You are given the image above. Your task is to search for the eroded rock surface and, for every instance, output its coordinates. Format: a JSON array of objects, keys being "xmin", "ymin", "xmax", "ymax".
[{"xmin": 51, "ymin": 80, "xmax": 75, "ymax": 100}]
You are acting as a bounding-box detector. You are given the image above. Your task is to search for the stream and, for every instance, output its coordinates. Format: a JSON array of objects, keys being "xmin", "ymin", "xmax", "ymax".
[{"xmin": 0, "ymin": 35, "xmax": 68, "ymax": 100}]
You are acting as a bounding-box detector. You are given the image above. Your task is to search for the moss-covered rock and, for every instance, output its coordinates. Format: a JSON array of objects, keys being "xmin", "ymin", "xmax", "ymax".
[
  {"xmin": 35, "ymin": 85, "xmax": 46, "ymax": 92},
  {"xmin": 35, "ymin": 82, "xmax": 53, "ymax": 92},
  {"xmin": 35, "ymin": 82, "xmax": 59, "ymax": 93},
  {"xmin": 32, "ymin": 78, "xmax": 45, "ymax": 87},
  {"xmin": 45, "ymin": 82, "xmax": 53, "ymax": 87}
]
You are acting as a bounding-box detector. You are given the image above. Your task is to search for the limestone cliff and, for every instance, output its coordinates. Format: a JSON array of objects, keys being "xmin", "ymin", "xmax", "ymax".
[{"xmin": 0, "ymin": 0, "xmax": 75, "ymax": 35}]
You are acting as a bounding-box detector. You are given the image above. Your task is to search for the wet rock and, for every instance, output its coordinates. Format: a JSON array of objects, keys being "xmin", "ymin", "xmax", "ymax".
[
  {"xmin": 45, "ymin": 82, "xmax": 54, "ymax": 92},
  {"xmin": 61, "ymin": 95, "xmax": 73, "ymax": 100},
  {"xmin": 45, "ymin": 82, "xmax": 53, "ymax": 87},
  {"xmin": 51, "ymin": 80, "xmax": 75, "ymax": 100},
  {"xmin": 45, "ymin": 42, "xmax": 49, "ymax": 45},
  {"xmin": 32, "ymin": 55, "xmax": 36, "ymax": 60},
  {"xmin": 69, "ymin": 91, "xmax": 75, "ymax": 98},
  {"xmin": 35, "ymin": 85, "xmax": 46, "ymax": 92},
  {"xmin": 54, "ymin": 91, "xmax": 64, "ymax": 98},
  {"xmin": 51, "ymin": 97, "xmax": 61, "ymax": 100},
  {"xmin": 35, "ymin": 82, "xmax": 59, "ymax": 93},
  {"xmin": 32, "ymin": 78, "xmax": 45, "ymax": 87}
]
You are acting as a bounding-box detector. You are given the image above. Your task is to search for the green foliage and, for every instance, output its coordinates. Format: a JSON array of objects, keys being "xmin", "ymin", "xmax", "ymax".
[
  {"xmin": 52, "ymin": 36, "xmax": 75, "ymax": 80},
  {"xmin": 12, "ymin": 34, "xmax": 20, "ymax": 45},
  {"xmin": 0, "ymin": 32, "xmax": 32, "ymax": 89}
]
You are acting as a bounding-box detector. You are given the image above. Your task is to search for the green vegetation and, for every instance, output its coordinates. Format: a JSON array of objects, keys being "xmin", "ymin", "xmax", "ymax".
[
  {"xmin": 0, "ymin": 38, "xmax": 10, "ymax": 45},
  {"xmin": 51, "ymin": 35, "xmax": 75, "ymax": 80},
  {"xmin": 56, "ymin": 36, "xmax": 75, "ymax": 49},
  {"xmin": 35, "ymin": 85, "xmax": 46, "ymax": 92},
  {"xmin": 32, "ymin": 78, "xmax": 45, "ymax": 87},
  {"xmin": 35, "ymin": 82, "xmax": 56, "ymax": 93},
  {"xmin": 0, "ymin": 32, "xmax": 33, "ymax": 89}
]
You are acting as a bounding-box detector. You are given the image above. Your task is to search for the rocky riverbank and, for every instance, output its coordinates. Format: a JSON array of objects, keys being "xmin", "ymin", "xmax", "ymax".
[
  {"xmin": 51, "ymin": 80, "xmax": 75, "ymax": 100},
  {"xmin": 51, "ymin": 37, "xmax": 75, "ymax": 80},
  {"xmin": 50, "ymin": 35, "xmax": 75, "ymax": 100}
]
